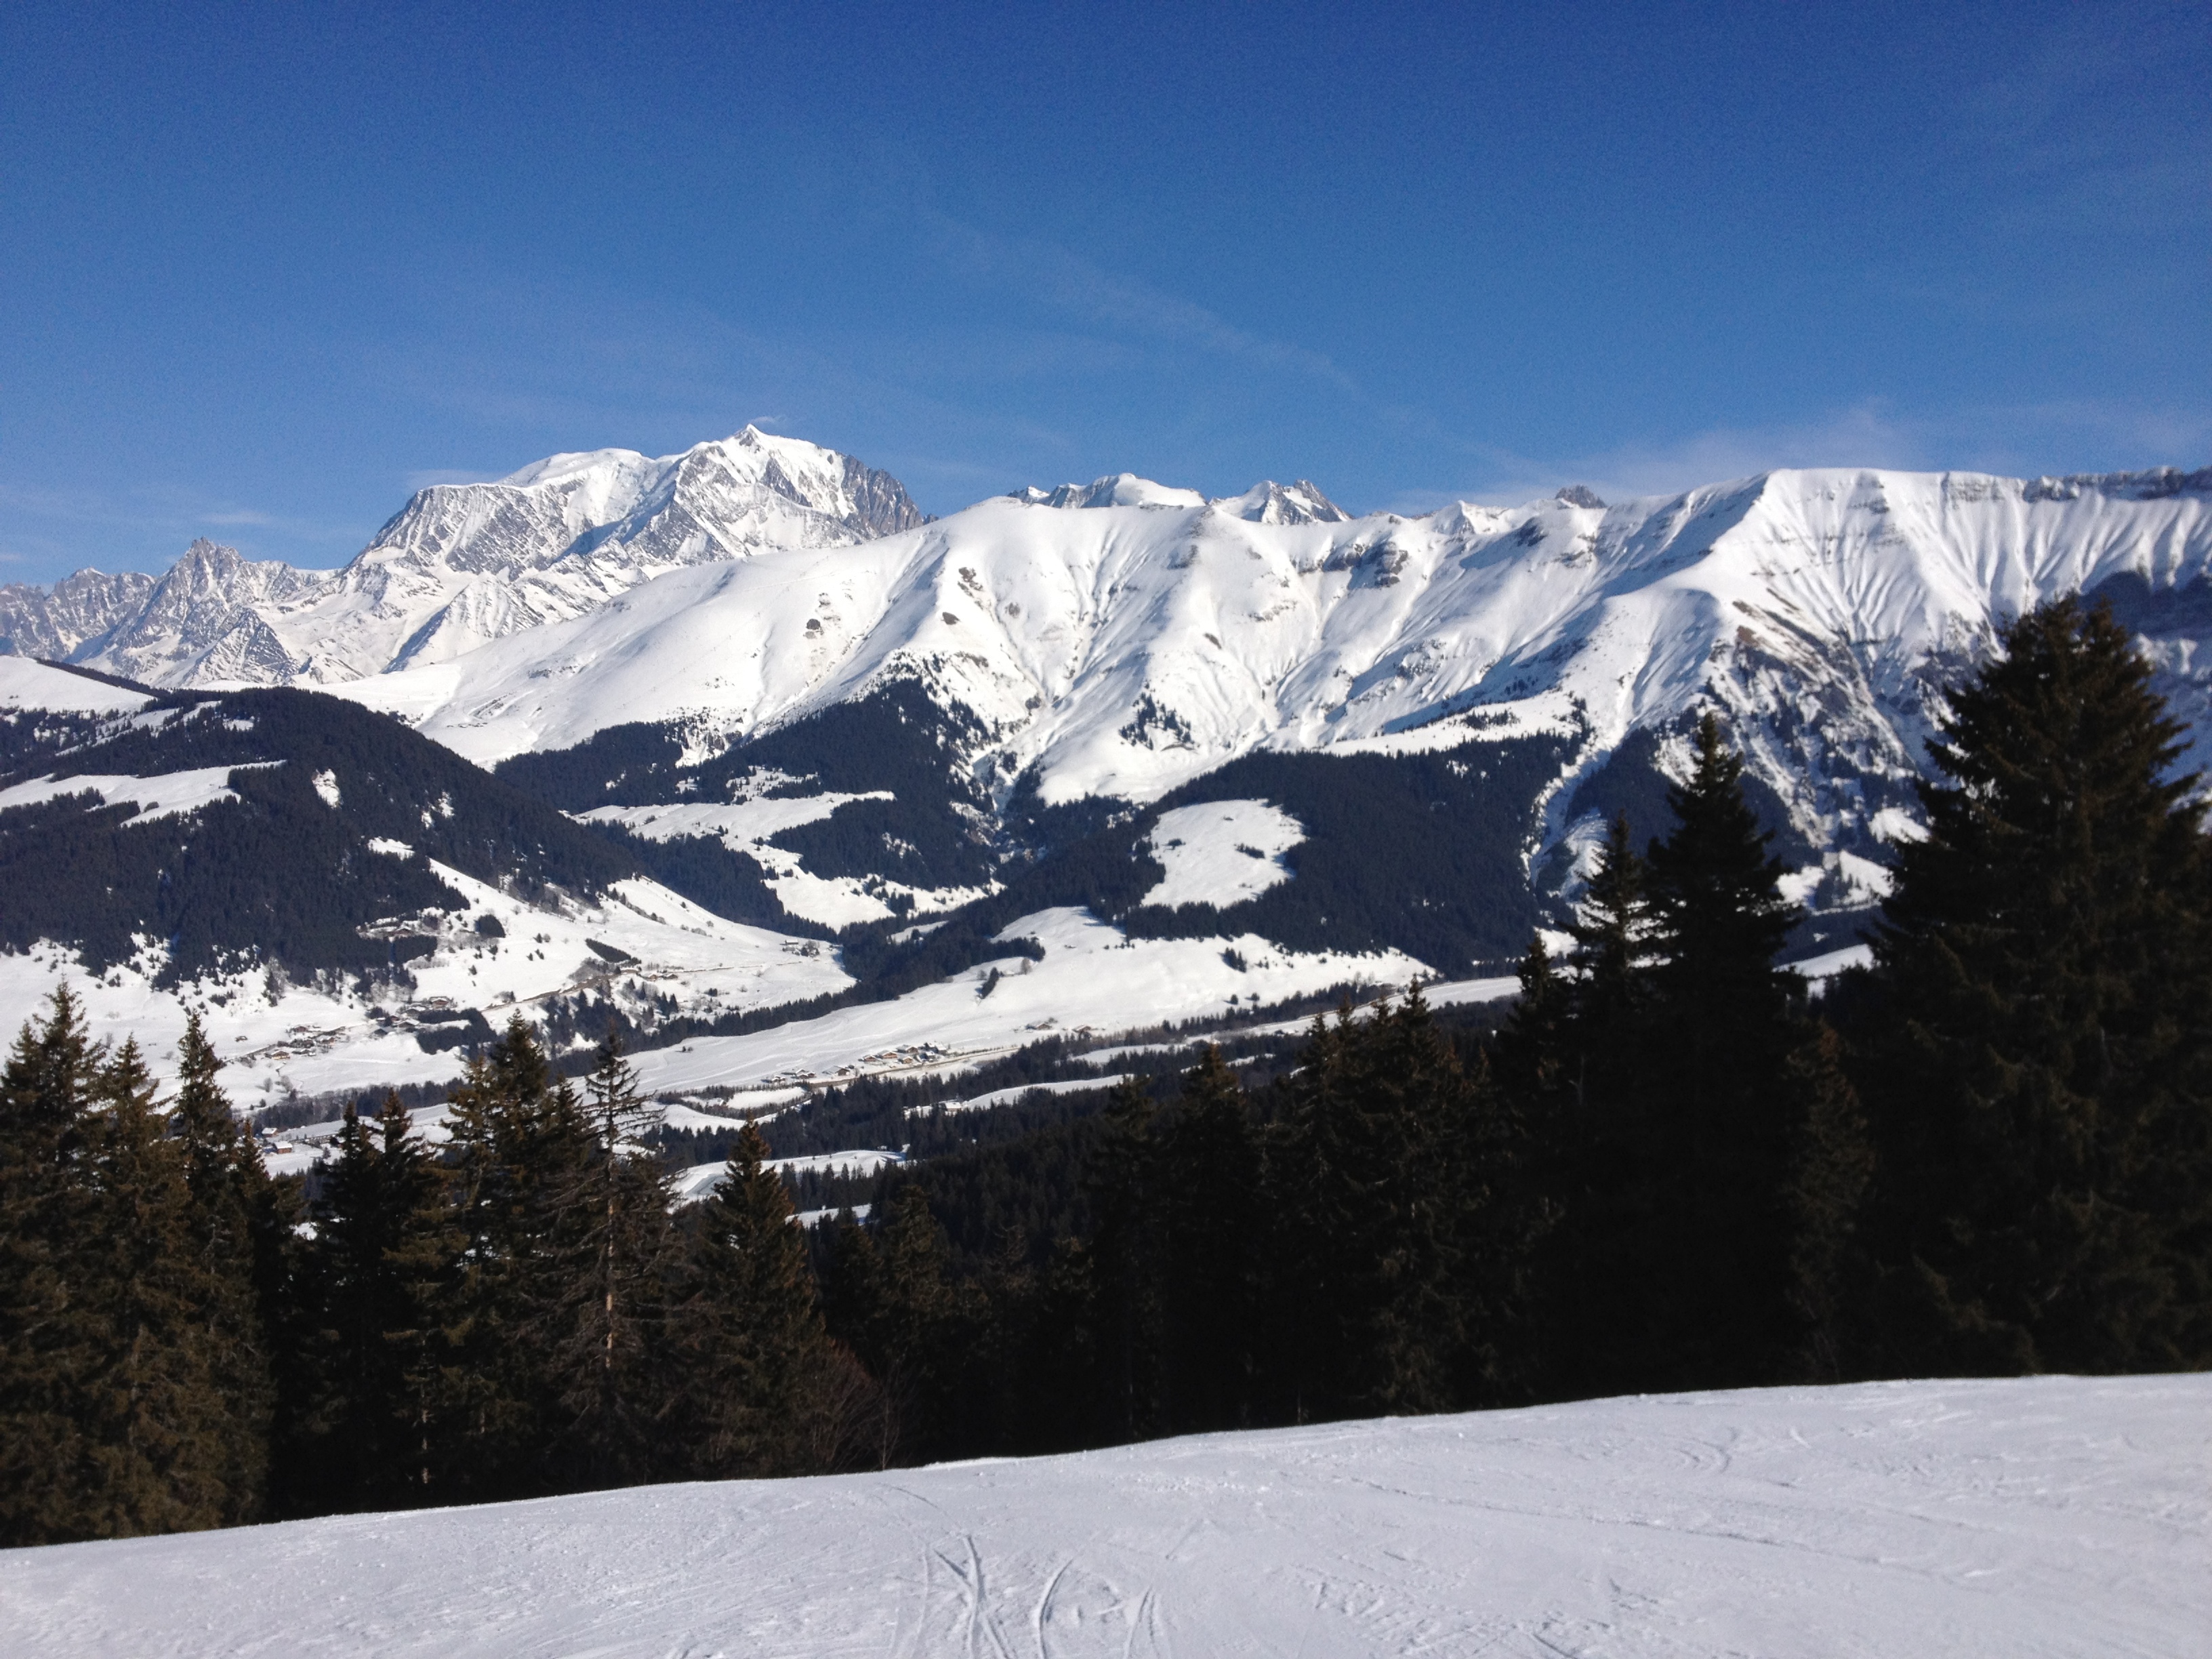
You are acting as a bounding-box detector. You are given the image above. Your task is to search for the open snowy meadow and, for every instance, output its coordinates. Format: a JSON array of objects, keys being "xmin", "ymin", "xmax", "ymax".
[{"xmin": 6, "ymin": 1374, "xmax": 2203, "ymax": 1658}]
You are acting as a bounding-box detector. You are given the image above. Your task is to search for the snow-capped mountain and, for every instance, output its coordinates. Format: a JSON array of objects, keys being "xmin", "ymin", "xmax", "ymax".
[
  {"xmin": 1010, "ymin": 474, "xmax": 1349, "ymax": 523},
  {"xmin": 9, "ymin": 451, "xmax": 2212, "ymax": 1109},
  {"xmin": 335, "ymin": 462, "xmax": 2212, "ymax": 872},
  {"xmin": 0, "ymin": 429, "xmax": 926, "ymax": 688}
]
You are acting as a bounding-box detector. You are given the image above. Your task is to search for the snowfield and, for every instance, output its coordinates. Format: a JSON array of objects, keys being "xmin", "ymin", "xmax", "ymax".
[
  {"xmin": 0, "ymin": 656, "xmax": 152, "ymax": 715},
  {"xmin": 577, "ymin": 793, "xmax": 996, "ymax": 928},
  {"xmin": 1144, "ymin": 798, "xmax": 1304, "ymax": 909},
  {"xmin": 5, "ymin": 1375, "xmax": 2202, "ymax": 1658},
  {"xmin": 627, "ymin": 905, "xmax": 1427, "ymax": 1096},
  {"xmin": 0, "ymin": 859, "xmax": 851, "ymax": 1107}
]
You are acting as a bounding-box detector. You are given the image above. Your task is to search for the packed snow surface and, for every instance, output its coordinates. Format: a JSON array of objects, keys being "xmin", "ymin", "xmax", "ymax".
[
  {"xmin": 7, "ymin": 1375, "xmax": 2202, "ymax": 1657},
  {"xmin": 1143, "ymin": 798, "xmax": 1303, "ymax": 909}
]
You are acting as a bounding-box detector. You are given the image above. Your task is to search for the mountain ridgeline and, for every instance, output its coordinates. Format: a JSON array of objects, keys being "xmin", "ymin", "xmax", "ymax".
[
  {"xmin": 0, "ymin": 428, "xmax": 929, "ymax": 687},
  {"xmin": 4, "ymin": 446, "xmax": 2211, "ymax": 1060}
]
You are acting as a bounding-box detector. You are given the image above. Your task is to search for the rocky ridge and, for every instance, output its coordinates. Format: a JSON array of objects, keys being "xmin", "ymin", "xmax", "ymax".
[{"xmin": 0, "ymin": 428, "xmax": 926, "ymax": 688}]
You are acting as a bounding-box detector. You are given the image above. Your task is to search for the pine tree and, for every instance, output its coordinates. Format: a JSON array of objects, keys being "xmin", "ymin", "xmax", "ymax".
[
  {"xmin": 1526, "ymin": 716, "xmax": 1867, "ymax": 1398},
  {"xmin": 1865, "ymin": 595, "xmax": 2212, "ymax": 1373},
  {"xmin": 165, "ymin": 1011, "xmax": 274, "ymax": 1522},
  {"xmin": 1153, "ymin": 1048, "xmax": 1261, "ymax": 1433},
  {"xmin": 435, "ymin": 1017, "xmax": 594, "ymax": 1498},
  {"xmin": 1490, "ymin": 933, "xmax": 1568, "ymax": 1106},
  {"xmin": 68, "ymin": 1040, "xmax": 239, "ymax": 1537},
  {"xmin": 819, "ymin": 1214, "xmax": 901, "ymax": 1467},
  {"xmin": 1267, "ymin": 991, "xmax": 1481, "ymax": 1420},
  {"xmin": 1782, "ymin": 1023, "xmax": 1873, "ymax": 1380},
  {"xmin": 0, "ymin": 987, "xmax": 102, "ymax": 1544},
  {"xmin": 545, "ymin": 1029, "xmax": 678, "ymax": 1488},
  {"xmin": 823, "ymin": 1187, "xmax": 967, "ymax": 1464},
  {"xmin": 1634, "ymin": 712, "xmax": 1809, "ymax": 1387},
  {"xmin": 681, "ymin": 1118, "xmax": 828, "ymax": 1477},
  {"xmin": 306, "ymin": 1091, "xmax": 455, "ymax": 1509},
  {"xmin": 1570, "ymin": 812, "xmax": 1652, "ymax": 1040},
  {"xmin": 1084, "ymin": 1077, "xmax": 1164, "ymax": 1441},
  {"xmin": 368, "ymin": 1093, "xmax": 459, "ymax": 1498}
]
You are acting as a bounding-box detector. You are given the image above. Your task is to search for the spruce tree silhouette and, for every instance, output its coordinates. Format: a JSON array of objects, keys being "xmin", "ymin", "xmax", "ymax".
[
  {"xmin": 682, "ymin": 1118, "xmax": 831, "ymax": 1477},
  {"xmin": 1867, "ymin": 596, "xmax": 2212, "ymax": 1374}
]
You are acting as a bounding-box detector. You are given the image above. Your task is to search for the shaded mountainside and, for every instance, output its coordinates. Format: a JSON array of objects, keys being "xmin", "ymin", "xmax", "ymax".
[{"xmin": 0, "ymin": 680, "xmax": 638, "ymax": 981}]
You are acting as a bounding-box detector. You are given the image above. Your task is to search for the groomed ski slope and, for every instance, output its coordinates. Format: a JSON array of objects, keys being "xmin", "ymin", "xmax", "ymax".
[{"xmin": 7, "ymin": 1375, "xmax": 2203, "ymax": 1658}]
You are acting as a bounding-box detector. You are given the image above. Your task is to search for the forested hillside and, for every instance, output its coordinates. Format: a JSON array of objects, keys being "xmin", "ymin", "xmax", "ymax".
[{"xmin": 1, "ymin": 685, "xmax": 638, "ymax": 982}]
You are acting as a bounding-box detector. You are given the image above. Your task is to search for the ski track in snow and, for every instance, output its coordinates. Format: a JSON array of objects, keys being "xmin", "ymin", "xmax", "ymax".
[{"xmin": 6, "ymin": 1375, "xmax": 2203, "ymax": 1658}]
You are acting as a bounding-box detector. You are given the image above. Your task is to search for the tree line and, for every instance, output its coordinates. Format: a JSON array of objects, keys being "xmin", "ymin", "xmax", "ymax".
[
  {"xmin": 4, "ymin": 595, "xmax": 2208, "ymax": 1544},
  {"xmin": 0, "ymin": 1007, "xmax": 872, "ymax": 1543}
]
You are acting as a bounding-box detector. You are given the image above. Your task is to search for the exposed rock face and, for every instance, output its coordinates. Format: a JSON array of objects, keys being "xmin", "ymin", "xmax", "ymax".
[{"xmin": 0, "ymin": 568, "xmax": 157, "ymax": 661}]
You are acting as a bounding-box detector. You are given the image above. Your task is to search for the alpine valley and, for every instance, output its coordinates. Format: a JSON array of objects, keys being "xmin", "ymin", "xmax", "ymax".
[{"xmin": 5, "ymin": 432, "xmax": 2211, "ymax": 1112}]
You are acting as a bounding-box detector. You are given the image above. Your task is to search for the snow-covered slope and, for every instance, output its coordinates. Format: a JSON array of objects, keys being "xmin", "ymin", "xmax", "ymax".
[
  {"xmin": 0, "ymin": 860, "xmax": 851, "ymax": 1107},
  {"xmin": 0, "ymin": 656, "xmax": 152, "ymax": 716},
  {"xmin": 0, "ymin": 429, "xmax": 926, "ymax": 688},
  {"xmin": 7, "ymin": 1374, "xmax": 2201, "ymax": 1658},
  {"xmin": 337, "ymin": 464, "xmax": 2212, "ymax": 859},
  {"xmin": 626, "ymin": 905, "xmax": 1422, "ymax": 1097}
]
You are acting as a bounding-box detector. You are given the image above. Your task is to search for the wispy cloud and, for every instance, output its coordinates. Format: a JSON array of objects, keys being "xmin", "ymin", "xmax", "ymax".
[{"xmin": 916, "ymin": 209, "xmax": 1364, "ymax": 398}]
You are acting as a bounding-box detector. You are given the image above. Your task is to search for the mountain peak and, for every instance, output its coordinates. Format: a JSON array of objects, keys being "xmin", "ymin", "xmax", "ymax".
[
  {"xmin": 7, "ymin": 430, "xmax": 926, "ymax": 689},
  {"xmin": 1554, "ymin": 485, "xmax": 1607, "ymax": 510},
  {"xmin": 1214, "ymin": 479, "xmax": 1350, "ymax": 525},
  {"xmin": 1013, "ymin": 474, "xmax": 1208, "ymax": 510}
]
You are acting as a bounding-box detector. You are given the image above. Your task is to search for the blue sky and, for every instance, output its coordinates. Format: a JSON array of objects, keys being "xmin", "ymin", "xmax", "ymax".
[{"xmin": 2, "ymin": 1, "xmax": 2206, "ymax": 586}]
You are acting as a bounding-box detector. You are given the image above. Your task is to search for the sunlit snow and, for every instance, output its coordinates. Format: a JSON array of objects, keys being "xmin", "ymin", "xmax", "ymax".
[
  {"xmin": 5, "ymin": 1375, "xmax": 2200, "ymax": 1658},
  {"xmin": 328, "ymin": 466, "xmax": 2212, "ymax": 851},
  {"xmin": 1143, "ymin": 798, "xmax": 1303, "ymax": 909},
  {"xmin": 630, "ymin": 906, "xmax": 1427, "ymax": 1096},
  {"xmin": 0, "ymin": 763, "xmax": 282, "ymax": 827},
  {"xmin": 0, "ymin": 657, "xmax": 152, "ymax": 714}
]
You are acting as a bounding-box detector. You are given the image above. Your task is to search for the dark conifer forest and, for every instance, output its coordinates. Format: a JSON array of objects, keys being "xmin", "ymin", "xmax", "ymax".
[{"xmin": 5, "ymin": 596, "xmax": 2210, "ymax": 1544}]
